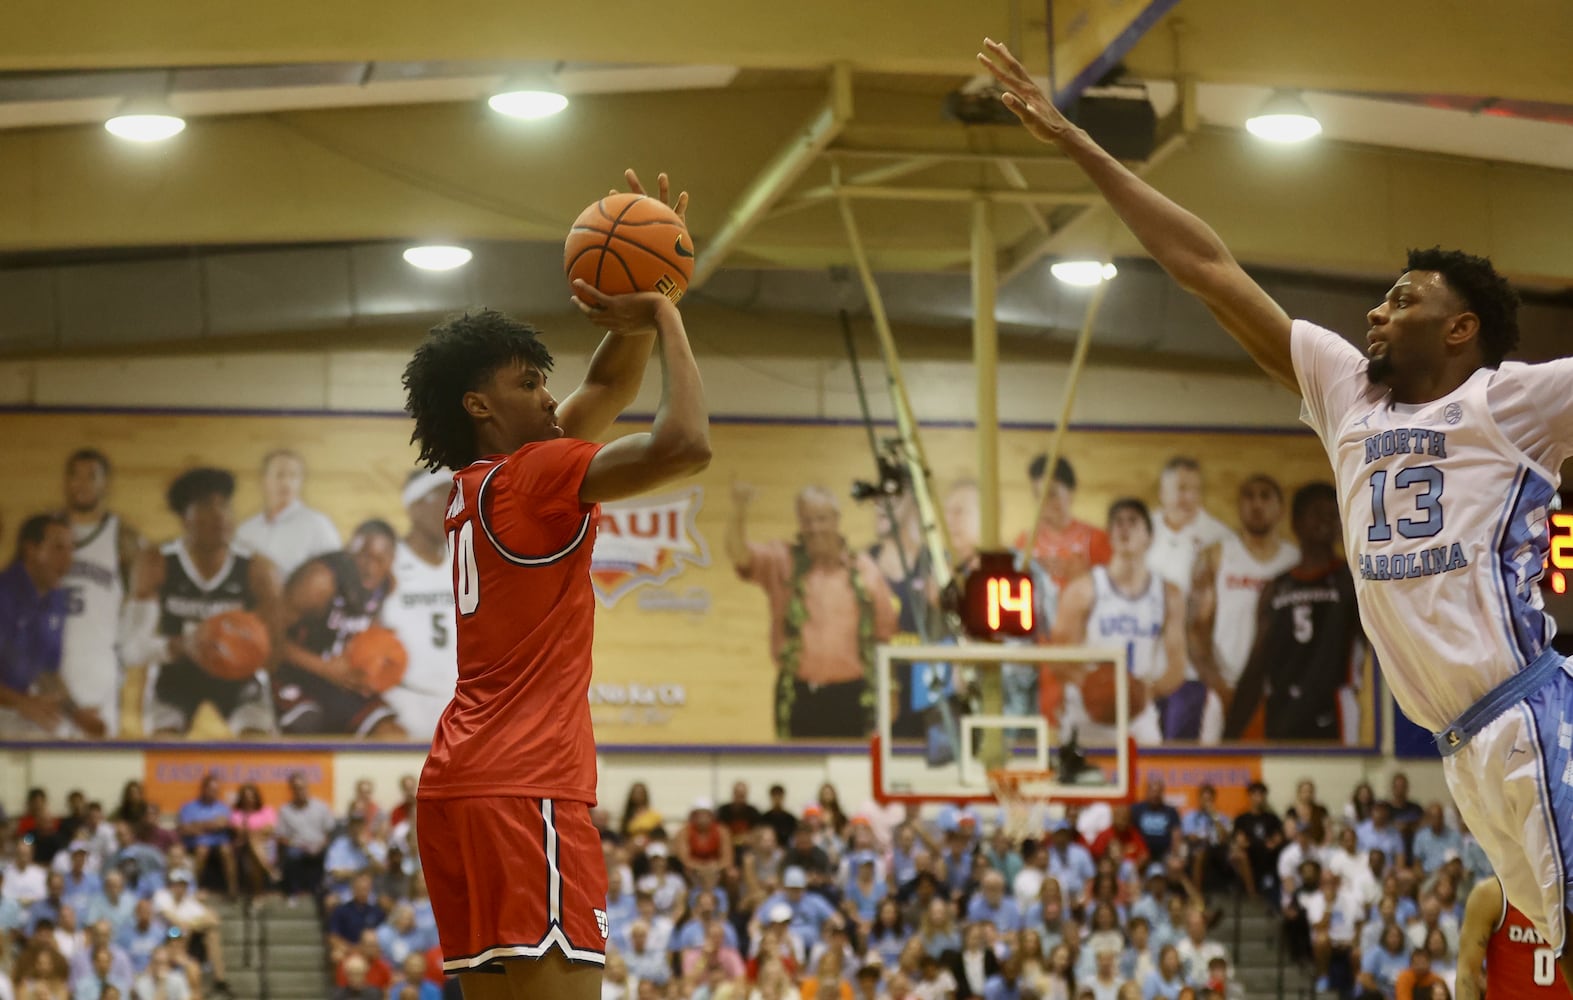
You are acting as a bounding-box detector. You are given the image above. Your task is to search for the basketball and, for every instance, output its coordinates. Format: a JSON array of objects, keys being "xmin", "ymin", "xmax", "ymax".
[
  {"xmin": 346, "ymin": 626, "xmax": 408, "ymax": 694},
  {"xmin": 194, "ymin": 610, "xmax": 271, "ymax": 681},
  {"xmin": 1080, "ymin": 664, "xmax": 1146, "ymax": 726},
  {"xmin": 564, "ymin": 193, "xmax": 694, "ymax": 305}
]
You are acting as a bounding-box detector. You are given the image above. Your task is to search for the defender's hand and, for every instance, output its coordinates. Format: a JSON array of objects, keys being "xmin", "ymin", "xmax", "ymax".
[{"xmin": 977, "ymin": 38, "xmax": 1079, "ymax": 145}]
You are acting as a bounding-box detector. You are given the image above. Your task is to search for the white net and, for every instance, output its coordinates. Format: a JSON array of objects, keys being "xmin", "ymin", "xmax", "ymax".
[{"xmin": 986, "ymin": 769, "xmax": 1057, "ymax": 842}]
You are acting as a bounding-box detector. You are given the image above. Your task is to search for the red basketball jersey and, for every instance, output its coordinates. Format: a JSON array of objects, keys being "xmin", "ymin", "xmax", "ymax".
[
  {"xmin": 1488, "ymin": 885, "xmax": 1561, "ymax": 995},
  {"xmin": 419, "ymin": 437, "xmax": 603, "ymax": 804}
]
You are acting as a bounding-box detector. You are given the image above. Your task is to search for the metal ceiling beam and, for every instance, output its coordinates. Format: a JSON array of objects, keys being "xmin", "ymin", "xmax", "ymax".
[
  {"xmin": 997, "ymin": 89, "xmax": 1193, "ymax": 281},
  {"xmin": 995, "ymin": 159, "xmax": 1051, "ymax": 234},
  {"xmin": 826, "ymin": 147, "xmax": 1070, "ymax": 165},
  {"xmin": 830, "ymin": 186, "xmax": 1099, "ymax": 206},
  {"xmin": 689, "ymin": 63, "xmax": 852, "ymax": 289},
  {"xmin": 767, "ymin": 156, "xmax": 940, "ymax": 221}
]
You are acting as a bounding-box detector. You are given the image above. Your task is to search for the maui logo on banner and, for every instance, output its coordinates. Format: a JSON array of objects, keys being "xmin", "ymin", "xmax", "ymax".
[{"xmin": 591, "ymin": 486, "xmax": 709, "ymax": 607}]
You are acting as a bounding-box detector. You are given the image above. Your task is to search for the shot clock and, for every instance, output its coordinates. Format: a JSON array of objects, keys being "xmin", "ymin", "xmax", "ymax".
[{"xmin": 958, "ymin": 550, "xmax": 1035, "ymax": 639}]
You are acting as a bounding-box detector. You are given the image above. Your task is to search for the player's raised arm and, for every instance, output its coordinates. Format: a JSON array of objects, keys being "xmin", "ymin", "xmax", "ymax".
[
  {"xmin": 575, "ymin": 287, "xmax": 711, "ymax": 504},
  {"xmin": 556, "ymin": 170, "xmax": 690, "ymax": 443},
  {"xmin": 978, "ymin": 39, "xmax": 1295, "ymax": 391},
  {"xmin": 1455, "ymin": 878, "xmax": 1500, "ymax": 1000}
]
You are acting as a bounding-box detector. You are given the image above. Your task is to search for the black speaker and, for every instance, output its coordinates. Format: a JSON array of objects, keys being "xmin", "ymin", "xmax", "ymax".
[{"xmin": 1068, "ymin": 92, "xmax": 1158, "ymax": 161}]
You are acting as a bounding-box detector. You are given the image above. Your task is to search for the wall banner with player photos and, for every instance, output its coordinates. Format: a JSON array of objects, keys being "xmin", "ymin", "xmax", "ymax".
[{"xmin": 0, "ymin": 406, "xmax": 1378, "ymax": 752}]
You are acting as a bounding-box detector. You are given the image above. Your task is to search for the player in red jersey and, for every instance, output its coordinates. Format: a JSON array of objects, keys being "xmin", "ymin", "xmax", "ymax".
[
  {"xmin": 1460, "ymin": 876, "xmax": 1565, "ymax": 998},
  {"xmin": 401, "ymin": 170, "xmax": 709, "ymax": 1000}
]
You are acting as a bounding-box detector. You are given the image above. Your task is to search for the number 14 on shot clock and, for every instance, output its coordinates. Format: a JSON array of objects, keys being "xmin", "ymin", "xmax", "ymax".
[{"xmin": 959, "ymin": 551, "xmax": 1035, "ymax": 639}]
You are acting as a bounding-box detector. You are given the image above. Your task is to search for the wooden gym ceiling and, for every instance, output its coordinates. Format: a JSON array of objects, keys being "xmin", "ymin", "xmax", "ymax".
[{"xmin": 0, "ymin": 0, "xmax": 1570, "ymax": 306}]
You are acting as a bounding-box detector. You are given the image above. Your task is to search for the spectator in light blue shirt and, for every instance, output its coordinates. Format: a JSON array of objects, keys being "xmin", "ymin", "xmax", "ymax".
[
  {"xmin": 844, "ymin": 854, "xmax": 887, "ymax": 923},
  {"xmin": 386, "ymin": 953, "xmax": 442, "ymax": 1000},
  {"xmin": 60, "ymin": 848, "xmax": 102, "ymax": 916},
  {"xmin": 622, "ymin": 920, "xmax": 671, "ymax": 985},
  {"xmin": 669, "ymin": 893, "xmax": 738, "ymax": 953},
  {"xmin": 1356, "ymin": 803, "xmax": 1406, "ymax": 872},
  {"xmin": 941, "ymin": 829, "xmax": 977, "ymax": 897},
  {"xmin": 1043, "ymin": 823, "xmax": 1095, "ymax": 901},
  {"xmin": 1409, "ymin": 804, "xmax": 1461, "ymax": 875},
  {"xmin": 72, "ymin": 943, "xmax": 132, "ymax": 1000},
  {"xmin": 375, "ymin": 903, "xmax": 437, "ymax": 967},
  {"xmin": 27, "ymin": 870, "xmax": 67, "ymax": 935},
  {"xmin": 889, "ymin": 825, "xmax": 921, "ymax": 886},
  {"xmin": 0, "ymin": 871, "xmax": 24, "ymax": 937},
  {"xmin": 1181, "ymin": 784, "xmax": 1231, "ymax": 848},
  {"xmin": 324, "ymin": 816, "xmax": 385, "ymax": 900},
  {"xmin": 965, "ymin": 872, "xmax": 1023, "ymax": 933},
  {"xmin": 175, "ymin": 774, "xmax": 236, "ymax": 897},
  {"xmin": 1130, "ymin": 867, "xmax": 1170, "ymax": 929},
  {"xmin": 1141, "ymin": 944, "xmax": 1189, "ymax": 1000},
  {"xmin": 1460, "ymin": 826, "xmax": 1493, "ymax": 887},
  {"xmin": 981, "ymin": 828, "xmax": 1024, "ymax": 885},
  {"xmin": 1359, "ymin": 923, "xmax": 1411, "ymax": 998},
  {"xmin": 71, "ymin": 919, "xmax": 135, "ymax": 987},
  {"xmin": 758, "ymin": 867, "xmax": 837, "ymax": 950},
  {"xmin": 983, "ymin": 954, "xmax": 1028, "ymax": 1000},
  {"xmin": 114, "ymin": 899, "xmax": 168, "ymax": 975}
]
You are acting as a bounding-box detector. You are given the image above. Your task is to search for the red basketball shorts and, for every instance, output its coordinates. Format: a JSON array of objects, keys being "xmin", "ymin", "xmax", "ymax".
[{"xmin": 416, "ymin": 796, "xmax": 609, "ymax": 972}]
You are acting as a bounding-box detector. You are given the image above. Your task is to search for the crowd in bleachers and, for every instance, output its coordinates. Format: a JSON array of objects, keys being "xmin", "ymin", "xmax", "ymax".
[{"xmin": 0, "ymin": 770, "xmax": 1492, "ymax": 1000}]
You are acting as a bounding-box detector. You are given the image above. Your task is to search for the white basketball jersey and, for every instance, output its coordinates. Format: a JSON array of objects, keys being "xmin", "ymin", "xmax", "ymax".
[
  {"xmin": 1212, "ymin": 534, "xmax": 1300, "ymax": 687},
  {"xmin": 381, "ymin": 540, "xmax": 458, "ymax": 740},
  {"xmin": 1089, "ymin": 565, "xmax": 1168, "ymax": 683},
  {"xmin": 1060, "ymin": 565, "xmax": 1167, "ymax": 745},
  {"xmin": 59, "ymin": 514, "xmax": 123, "ymax": 710},
  {"xmin": 1294, "ymin": 321, "xmax": 1573, "ymax": 731},
  {"xmin": 1149, "ymin": 509, "xmax": 1232, "ymax": 596}
]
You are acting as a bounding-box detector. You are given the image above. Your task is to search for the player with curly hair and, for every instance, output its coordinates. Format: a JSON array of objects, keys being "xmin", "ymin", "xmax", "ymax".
[{"xmin": 402, "ymin": 171, "xmax": 709, "ymax": 1000}]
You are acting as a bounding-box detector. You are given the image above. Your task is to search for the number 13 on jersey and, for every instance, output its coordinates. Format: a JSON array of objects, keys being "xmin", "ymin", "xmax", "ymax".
[{"xmin": 1368, "ymin": 466, "xmax": 1445, "ymax": 541}]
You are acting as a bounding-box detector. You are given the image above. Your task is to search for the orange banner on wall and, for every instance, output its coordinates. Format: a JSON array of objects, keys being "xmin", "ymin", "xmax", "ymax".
[
  {"xmin": 1137, "ymin": 755, "xmax": 1262, "ymax": 818},
  {"xmin": 143, "ymin": 750, "xmax": 335, "ymax": 815}
]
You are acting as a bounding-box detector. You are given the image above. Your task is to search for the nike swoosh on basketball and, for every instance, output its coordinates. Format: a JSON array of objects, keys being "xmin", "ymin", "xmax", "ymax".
[{"xmin": 674, "ymin": 236, "xmax": 694, "ymax": 259}]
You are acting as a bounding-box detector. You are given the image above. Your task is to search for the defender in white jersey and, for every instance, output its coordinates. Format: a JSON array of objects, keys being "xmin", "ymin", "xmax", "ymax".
[
  {"xmin": 979, "ymin": 35, "xmax": 1573, "ymax": 986},
  {"xmin": 59, "ymin": 449, "xmax": 142, "ymax": 737},
  {"xmin": 1188, "ymin": 475, "xmax": 1300, "ymax": 701},
  {"xmin": 1048, "ymin": 499, "xmax": 1186, "ymax": 745},
  {"xmin": 382, "ymin": 469, "xmax": 458, "ymax": 740}
]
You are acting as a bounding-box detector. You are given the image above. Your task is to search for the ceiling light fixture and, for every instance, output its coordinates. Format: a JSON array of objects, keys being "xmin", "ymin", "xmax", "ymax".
[
  {"xmin": 104, "ymin": 97, "xmax": 186, "ymax": 142},
  {"xmin": 1050, "ymin": 261, "xmax": 1118, "ymax": 287},
  {"xmin": 487, "ymin": 89, "xmax": 569, "ymax": 120},
  {"xmin": 403, "ymin": 245, "xmax": 473, "ymax": 271},
  {"xmin": 1245, "ymin": 91, "xmax": 1323, "ymax": 143}
]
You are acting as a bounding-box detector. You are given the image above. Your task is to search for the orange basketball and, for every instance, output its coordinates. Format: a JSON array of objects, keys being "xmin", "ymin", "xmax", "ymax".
[
  {"xmin": 1080, "ymin": 664, "xmax": 1146, "ymax": 726},
  {"xmin": 345, "ymin": 626, "xmax": 408, "ymax": 694},
  {"xmin": 565, "ymin": 193, "xmax": 693, "ymax": 305},
  {"xmin": 195, "ymin": 610, "xmax": 271, "ymax": 681}
]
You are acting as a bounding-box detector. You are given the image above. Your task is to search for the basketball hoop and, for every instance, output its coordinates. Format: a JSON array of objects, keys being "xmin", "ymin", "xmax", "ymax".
[{"xmin": 986, "ymin": 768, "xmax": 1059, "ymax": 842}]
